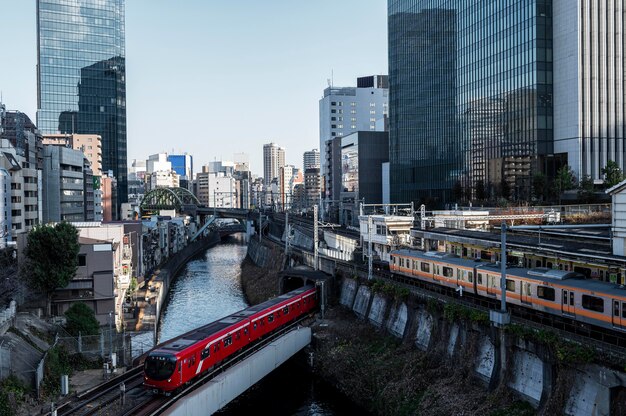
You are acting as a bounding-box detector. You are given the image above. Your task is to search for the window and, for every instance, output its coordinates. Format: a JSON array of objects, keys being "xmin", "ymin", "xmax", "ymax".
[
  {"xmin": 78, "ymin": 254, "xmax": 87, "ymax": 266},
  {"xmin": 443, "ymin": 267, "xmax": 454, "ymax": 278},
  {"xmin": 582, "ymin": 295, "xmax": 604, "ymax": 312},
  {"xmin": 224, "ymin": 336, "xmax": 232, "ymax": 347},
  {"xmin": 477, "ymin": 273, "xmax": 483, "ymax": 285},
  {"xmin": 331, "ymin": 101, "xmax": 336, "ymax": 106},
  {"xmin": 283, "ymin": 306, "xmax": 289, "ymax": 315},
  {"xmin": 268, "ymin": 313, "xmax": 274, "ymax": 323},
  {"xmin": 537, "ymin": 286, "xmax": 555, "ymax": 301},
  {"xmin": 505, "ymin": 279, "xmax": 516, "ymax": 292},
  {"xmin": 468, "ymin": 272, "xmax": 474, "ymax": 283}
]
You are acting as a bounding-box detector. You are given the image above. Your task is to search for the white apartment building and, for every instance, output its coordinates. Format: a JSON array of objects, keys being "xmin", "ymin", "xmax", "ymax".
[
  {"xmin": 146, "ymin": 153, "xmax": 179, "ymax": 191},
  {"xmin": 263, "ymin": 142, "xmax": 285, "ymax": 186},
  {"xmin": 195, "ymin": 169, "xmax": 239, "ymax": 208},
  {"xmin": 319, "ymin": 75, "xmax": 388, "ymax": 202},
  {"xmin": 303, "ymin": 149, "xmax": 320, "ymax": 170}
]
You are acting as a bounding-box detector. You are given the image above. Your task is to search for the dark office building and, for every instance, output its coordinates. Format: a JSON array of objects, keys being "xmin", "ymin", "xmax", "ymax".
[
  {"xmin": 388, "ymin": 1, "xmax": 553, "ymax": 206},
  {"xmin": 340, "ymin": 131, "xmax": 389, "ymax": 226},
  {"xmin": 37, "ymin": 0, "xmax": 127, "ymax": 215}
]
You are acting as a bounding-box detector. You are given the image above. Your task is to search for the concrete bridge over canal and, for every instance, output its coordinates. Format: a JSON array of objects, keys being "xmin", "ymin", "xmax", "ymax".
[{"xmin": 158, "ymin": 327, "xmax": 312, "ymax": 415}]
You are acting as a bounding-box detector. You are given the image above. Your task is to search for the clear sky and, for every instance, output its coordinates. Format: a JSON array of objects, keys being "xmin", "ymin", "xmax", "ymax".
[{"xmin": 0, "ymin": 1, "xmax": 388, "ymax": 177}]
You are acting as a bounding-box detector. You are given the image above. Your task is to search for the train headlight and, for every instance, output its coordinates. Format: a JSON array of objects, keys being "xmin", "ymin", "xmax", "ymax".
[{"xmin": 168, "ymin": 378, "xmax": 171, "ymax": 382}]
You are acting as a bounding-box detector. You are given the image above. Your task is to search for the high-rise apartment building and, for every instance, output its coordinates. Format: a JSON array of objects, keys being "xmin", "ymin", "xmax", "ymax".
[
  {"xmin": 36, "ymin": 0, "xmax": 127, "ymax": 214},
  {"xmin": 263, "ymin": 143, "xmax": 285, "ymax": 186},
  {"xmin": 319, "ymin": 76, "xmax": 388, "ymax": 203},
  {"xmin": 388, "ymin": 0, "xmax": 626, "ymax": 206},
  {"xmin": 303, "ymin": 149, "xmax": 320, "ymax": 170}
]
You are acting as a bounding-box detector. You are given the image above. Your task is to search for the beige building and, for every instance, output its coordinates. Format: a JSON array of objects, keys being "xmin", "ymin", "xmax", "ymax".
[{"xmin": 42, "ymin": 133, "xmax": 102, "ymax": 176}]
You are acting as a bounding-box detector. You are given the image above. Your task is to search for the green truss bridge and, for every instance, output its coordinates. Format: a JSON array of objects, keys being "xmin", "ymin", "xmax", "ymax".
[{"xmin": 139, "ymin": 187, "xmax": 253, "ymax": 221}]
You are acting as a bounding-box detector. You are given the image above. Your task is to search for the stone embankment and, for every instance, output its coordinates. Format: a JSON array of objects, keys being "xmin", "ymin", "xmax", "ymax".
[{"xmin": 243, "ymin": 236, "xmax": 626, "ymax": 416}]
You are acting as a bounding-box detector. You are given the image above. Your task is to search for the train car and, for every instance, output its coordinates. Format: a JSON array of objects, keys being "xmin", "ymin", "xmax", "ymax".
[
  {"xmin": 143, "ymin": 285, "xmax": 318, "ymax": 393},
  {"xmin": 390, "ymin": 249, "xmax": 626, "ymax": 332}
]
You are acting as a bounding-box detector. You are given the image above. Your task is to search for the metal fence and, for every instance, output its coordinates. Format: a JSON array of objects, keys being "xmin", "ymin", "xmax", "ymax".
[
  {"xmin": 0, "ymin": 342, "xmax": 10, "ymax": 380},
  {"xmin": 54, "ymin": 326, "xmax": 132, "ymax": 367},
  {"xmin": 0, "ymin": 300, "xmax": 16, "ymax": 333}
]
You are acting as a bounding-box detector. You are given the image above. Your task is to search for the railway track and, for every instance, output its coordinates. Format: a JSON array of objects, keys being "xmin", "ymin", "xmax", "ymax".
[
  {"xmin": 333, "ymin": 259, "xmax": 626, "ymax": 357},
  {"xmin": 49, "ymin": 314, "xmax": 315, "ymax": 416},
  {"xmin": 45, "ymin": 367, "xmax": 144, "ymax": 416}
]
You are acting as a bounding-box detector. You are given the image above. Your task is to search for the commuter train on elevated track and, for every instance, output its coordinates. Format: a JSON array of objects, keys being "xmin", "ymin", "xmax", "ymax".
[
  {"xmin": 143, "ymin": 285, "xmax": 318, "ymax": 393},
  {"xmin": 390, "ymin": 249, "xmax": 626, "ymax": 332}
]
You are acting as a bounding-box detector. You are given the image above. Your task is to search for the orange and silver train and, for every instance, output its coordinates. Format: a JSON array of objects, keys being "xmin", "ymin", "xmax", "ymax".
[{"xmin": 390, "ymin": 249, "xmax": 626, "ymax": 332}]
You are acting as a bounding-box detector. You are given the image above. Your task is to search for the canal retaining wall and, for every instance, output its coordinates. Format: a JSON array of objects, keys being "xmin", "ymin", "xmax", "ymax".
[
  {"xmin": 140, "ymin": 231, "xmax": 220, "ymax": 341},
  {"xmin": 338, "ymin": 276, "xmax": 626, "ymax": 415}
]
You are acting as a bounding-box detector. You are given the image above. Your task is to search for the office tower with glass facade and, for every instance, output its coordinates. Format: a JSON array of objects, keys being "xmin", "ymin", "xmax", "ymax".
[
  {"xmin": 37, "ymin": 0, "xmax": 127, "ymax": 216},
  {"xmin": 389, "ymin": 0, "xmax": 553, "ymax": 205}
]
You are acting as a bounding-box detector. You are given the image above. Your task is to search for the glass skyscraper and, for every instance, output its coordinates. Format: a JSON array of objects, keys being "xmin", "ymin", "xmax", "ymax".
[
  {"xmin": 388, "ymin": 0, "xmax": 553, "ymax": 206},
  {"xmin": 37, "ymin": 0, "xmax": 127, "ymax": 211}
]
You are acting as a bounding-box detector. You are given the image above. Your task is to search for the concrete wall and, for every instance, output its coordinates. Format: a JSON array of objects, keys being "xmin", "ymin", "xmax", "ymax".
[
  {"xmin": 339, "ymin": 276, "xmax": 626, "ymax": 415},
  {"xmin": 164, "ymin": 327, "xmax": 311, "ymax": 416}
]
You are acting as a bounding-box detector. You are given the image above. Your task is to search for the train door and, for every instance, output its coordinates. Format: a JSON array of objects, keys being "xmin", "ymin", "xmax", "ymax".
[
  {"xmin": 520, "ymin": 281, "xmax": 532, "ymax": 304},
  {"xmin": 486, "ymin": 275, "xmax": 496, "ymax": 296},
  {"xmin": 612, "ymin": 300, "xmax": 626, "ymax": 330},
  {"xmin": 561, "ymin": 289, "xmax": 576, "ymax": 316}
]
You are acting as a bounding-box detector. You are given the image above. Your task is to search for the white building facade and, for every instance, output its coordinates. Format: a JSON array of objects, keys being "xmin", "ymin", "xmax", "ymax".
[
  {"xmin": 553, "ymin": 0, "xmax": 626, "ymax": 181},
  {"xmin": 263, "ymin": 142, "xmax": 285, "ymax": 186},
  {"xmin": 319, "ymin": 75, "xmax": 388, "ymax": 203}
]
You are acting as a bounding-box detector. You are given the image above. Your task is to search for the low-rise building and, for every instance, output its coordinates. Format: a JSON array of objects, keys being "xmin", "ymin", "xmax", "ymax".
[
  {"xmin": 359, "ymin": 214, "xmax": 414, "ymax": 262},
  {"xmin": 51, "ymin": 237, "xmax": 115, "ymax": 325}
]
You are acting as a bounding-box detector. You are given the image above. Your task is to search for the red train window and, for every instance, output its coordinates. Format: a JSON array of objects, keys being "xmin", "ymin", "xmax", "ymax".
[
  {"xmin": 268, "ymin": 314, "xmax": 274, "ymax": 323},
  {"xmin": 283, "ymin": 306, "xmax": 289, "ymax": 314}
]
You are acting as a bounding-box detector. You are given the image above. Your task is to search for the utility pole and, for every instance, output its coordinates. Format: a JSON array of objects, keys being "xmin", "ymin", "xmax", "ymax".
[
  {"xmin": 108, "ymin": 311, "xmax": 113, "ymax": 360},
  {"xmin": 285, "ymin": 211, "xmax": 289, "ymax": 255},
  {"xmin": 314, "ymin": 204, "xmax": 319, "ymax": 270},
  {"xmin": 368, "ymin": 215, "xmax": 373, "ymax": 280},
  {"xmin": 500, "ymin": 221, "xmax": 507, "ymax": 313}
]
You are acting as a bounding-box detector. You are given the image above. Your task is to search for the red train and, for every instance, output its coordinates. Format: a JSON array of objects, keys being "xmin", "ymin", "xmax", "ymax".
[{"xmin": 143, "ymin": 285, "xmax": 318, "ymax": 393}]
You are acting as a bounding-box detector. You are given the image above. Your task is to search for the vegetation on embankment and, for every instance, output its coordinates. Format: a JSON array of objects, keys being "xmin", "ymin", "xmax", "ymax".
[
  {"xmin": 240, "ymin": 242, "xmax": 285, "ymax": 305},
  {"xmin": 310, "ymin": 307, "xmax": 535, "ymax": 416}
]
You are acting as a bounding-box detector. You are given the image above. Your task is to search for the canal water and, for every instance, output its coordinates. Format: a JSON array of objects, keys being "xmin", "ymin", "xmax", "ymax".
[{"xmin": 157, "ymin": 235, "xmax": 362, "ymax": 415}]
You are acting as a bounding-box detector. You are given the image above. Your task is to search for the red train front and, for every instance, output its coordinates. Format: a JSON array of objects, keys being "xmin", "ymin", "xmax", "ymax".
[{"xmin": 143, "ymin": 285, "xmax": 318, "ymax": 393}]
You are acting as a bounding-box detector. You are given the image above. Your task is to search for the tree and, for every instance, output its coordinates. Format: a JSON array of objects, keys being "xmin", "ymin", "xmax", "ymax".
[
  {"xmin": 64, "ymin": 302, "xmax": 100, "ymax": 336},
  {"xmin": 500, "ymin": 179, "xmax": 511, "ymax": 200},
  {"xmin": 24, "ymin": 222, "xmax": 80, "ymax": 316},
  {"xmin": 533, "ymin": 173, "xmax": 547, "ymax": 202},
  {"xmin": 452, "ymin": 181, "xmax": 464, "ymax": 203},
  {"xmin": 601, "ymin": 160, "xmax": 624, "ymax": 188},
  {"xmin": 554, "ymin": 165, "xmax": 576, "ymax": 205},
  {"xmin": 475, "ymin": 180, "xmax": 486, "ymax": 201},
  {"xmin": 577, "ymin": 175, "xmax": 596, "ymax": 203}
]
